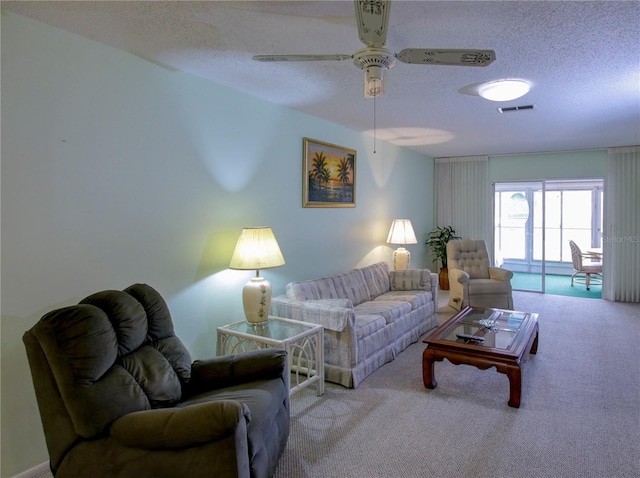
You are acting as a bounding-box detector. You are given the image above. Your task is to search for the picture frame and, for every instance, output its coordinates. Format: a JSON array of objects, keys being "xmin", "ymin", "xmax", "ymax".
[{"xmin": 302, "ymin": 137, "xmax": 356, "ymax": 208}]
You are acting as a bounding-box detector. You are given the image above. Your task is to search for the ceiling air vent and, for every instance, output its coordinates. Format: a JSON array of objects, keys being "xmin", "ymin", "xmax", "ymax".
[{"xmin": 498, "ymin": 104, "xmax": 535, "ymax": 113}]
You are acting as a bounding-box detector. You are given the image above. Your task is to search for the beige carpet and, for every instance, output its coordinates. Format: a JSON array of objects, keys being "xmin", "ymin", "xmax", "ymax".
[{"xmin": 274, "ymin": 291, "xmax": 640, "ymax": 478}]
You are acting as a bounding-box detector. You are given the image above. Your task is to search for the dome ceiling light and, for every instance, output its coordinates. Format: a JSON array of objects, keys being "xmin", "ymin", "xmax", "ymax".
[{"xmin": 479, "ymin": 79, "xmax": 530, "ymax": 101}]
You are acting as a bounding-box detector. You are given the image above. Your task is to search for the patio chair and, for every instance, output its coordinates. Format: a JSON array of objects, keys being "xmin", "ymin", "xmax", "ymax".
[{"xmin": 569, "ymin": 240, "xmax": 602, "ymax": 290}]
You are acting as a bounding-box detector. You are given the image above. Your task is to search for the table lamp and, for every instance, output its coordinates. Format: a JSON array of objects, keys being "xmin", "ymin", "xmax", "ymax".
[
  {"xmin": 386, "ymin": 219, "xmax": 417, "ymax": 270},
  {"xmin": 229, "ymin": 227, "xmax": 285, "ymax": 324}
]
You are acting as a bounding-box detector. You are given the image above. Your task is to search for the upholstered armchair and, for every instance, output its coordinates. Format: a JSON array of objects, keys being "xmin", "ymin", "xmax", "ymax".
[
  {"xmin": 446, "ymin": 239, "xmax": 514, "ymax": 311},
  {"xmin": 23, "ymin": 284, "xmax": 289, "ymax": 478}
]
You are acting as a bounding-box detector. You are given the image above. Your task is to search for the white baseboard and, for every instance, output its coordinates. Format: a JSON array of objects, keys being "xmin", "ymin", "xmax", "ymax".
[{"xmin": 12, "ymin": 462, "xmax": 51, "ymax": 478}]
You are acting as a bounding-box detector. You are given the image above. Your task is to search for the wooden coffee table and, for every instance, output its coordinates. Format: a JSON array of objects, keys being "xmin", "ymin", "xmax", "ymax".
[{"xmin": 423, "ymin": 306, "xmax": 539, "ymax": 408}]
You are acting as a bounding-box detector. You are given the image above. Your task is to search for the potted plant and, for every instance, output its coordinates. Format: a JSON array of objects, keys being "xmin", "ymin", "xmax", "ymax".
[{"xmin": 425, "ymin": 226, "xmax": 460, "ymax": 290}]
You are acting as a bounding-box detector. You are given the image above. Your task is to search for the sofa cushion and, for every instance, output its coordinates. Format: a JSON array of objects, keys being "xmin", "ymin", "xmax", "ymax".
[
  {"xmin": 305, "ymin": 298, "xmax": 353, "ymax": 309},
  {"xmin": 354, "ymin": 301, "xmax": 412, "ymax": 324},
  {"xmin": 286, "ymin": 277, "xmax": 338, "ymax": 300},
  {"xmin": 389, "ymin": 269, "xmax": 431, "ymax": 292},
  {"xmin": 375, "ymin": 291, "xmax": 430, "ymax": 310},
  {"xmin": 360, "ymin": 262, "xmax": 390, "ymax": 298},
  {"xmin": 354, "ymin": 314, "xmax": 387, "ymax": 340},
  {"xmin": 332, "ymin": 269, "xmax": 371, "ymax": 306}
]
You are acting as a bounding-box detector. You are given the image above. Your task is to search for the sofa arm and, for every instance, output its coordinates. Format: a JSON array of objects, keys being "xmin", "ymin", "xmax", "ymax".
[
  {"xmin": 190, "ymin": 348, "xmax": 288, "ymax": 393},
  {"xmin": 271, "ymin": 296, "xmax": 355, "ymax": 332},
  {"xmin": 110, "ymin": 400, "xmax": 250, "ymax": 450},
  {"xmin": 489, "ymin": 267, "xmax": 513, "ymax": 282},
  {"xmin": 449, "ymin": 268, "xmax": 470, "ymax": 284}
]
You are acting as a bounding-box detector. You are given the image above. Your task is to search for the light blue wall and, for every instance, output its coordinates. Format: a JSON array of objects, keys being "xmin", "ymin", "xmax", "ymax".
[
  {"xmin": 0, "ymin": 13, "xmax": 434, "ymax": 477},
  {"xmin": 489, "ymin": 150, "xmax": 607, "ymax": 182}
]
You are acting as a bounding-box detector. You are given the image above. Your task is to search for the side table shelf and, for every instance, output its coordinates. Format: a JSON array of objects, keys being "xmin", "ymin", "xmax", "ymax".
[{"xmin": 217, "ymin": 316, "xmax": 324, "ymax": 397}]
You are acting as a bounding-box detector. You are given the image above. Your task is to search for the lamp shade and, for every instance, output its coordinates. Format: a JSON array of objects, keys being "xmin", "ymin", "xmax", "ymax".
[
  {"xmin": 229, "ymin": 227, "xmax": 285, "ymax": 271},
  {"xmin": 387, "ymin": 219, "xmax": 417, "ymax": 271},
  {"xmin": 229, "ymin": 227, "xmax": 285, "ymax": 324},
  {"xmin": 386, "ymin": 219, "xmax": 418, "ymax": 245}
]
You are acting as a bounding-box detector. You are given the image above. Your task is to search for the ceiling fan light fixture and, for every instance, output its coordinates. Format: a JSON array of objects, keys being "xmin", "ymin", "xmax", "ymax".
[
  {"xmin": 479, "ymin": 79, "xmax": 530, "ymax": 102},
  {"xmin": 365, "ymin": 65, "xmax": 385, "ymax": 98}
]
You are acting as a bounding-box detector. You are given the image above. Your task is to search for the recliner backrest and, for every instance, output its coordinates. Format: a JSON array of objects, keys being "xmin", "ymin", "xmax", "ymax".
[
  {"xmin": 447, "ymin": 239, "xmax": 491, "ymax": 279},
  {"xmin": 24, "ymin": 284, "xmax": 192, "ymax": 440}
]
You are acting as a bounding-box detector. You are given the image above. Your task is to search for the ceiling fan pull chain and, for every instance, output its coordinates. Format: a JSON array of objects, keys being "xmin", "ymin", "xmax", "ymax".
[{"xmin": 373, "ymin": 94, "xmax": 377, "ymax": 154}]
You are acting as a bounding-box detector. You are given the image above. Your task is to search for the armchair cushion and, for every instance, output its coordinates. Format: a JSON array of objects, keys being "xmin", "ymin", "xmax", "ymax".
[
  {"xmin": 110, "ymin": 400, "xmax": 250, "ymax": 450},
  {"xmin": 467, "ymin": 278, "xmax": 511, "ymax": 295},
  {"xmin": 119, "ymin": 345, "xmax": 182, "ymax": 407},
  {"xmin": 447, "ymin": 238, "xmax": 491, "ymax": 279}
]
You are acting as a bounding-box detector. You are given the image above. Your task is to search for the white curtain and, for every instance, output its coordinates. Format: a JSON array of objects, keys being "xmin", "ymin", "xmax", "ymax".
[
  {"xmin": 434, "ymin": 155, "xmax": 491, "ymax": 254},
  {"xmin": 603, "ymin": 146, "xmax": 640, "ymax": 302}
]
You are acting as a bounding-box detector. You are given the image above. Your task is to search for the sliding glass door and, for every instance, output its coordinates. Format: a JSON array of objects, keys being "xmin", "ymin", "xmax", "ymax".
[
  {"xmin": 494, "ymin": 179, "xmax": 604, "ymax": 294},
  {"xmin": 494, "ymin": 182, "xmax": 544, "ymax": 292}
]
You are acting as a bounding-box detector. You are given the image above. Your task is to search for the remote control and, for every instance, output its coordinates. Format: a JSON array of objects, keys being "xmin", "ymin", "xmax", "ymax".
[{"xmin": 456, "ymin": 333, "xmax": 485, "ymax": 342}]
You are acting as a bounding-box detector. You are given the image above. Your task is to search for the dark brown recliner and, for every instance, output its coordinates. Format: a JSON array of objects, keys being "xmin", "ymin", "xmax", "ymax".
[{"xmin": 23, "ymin": 283, "xmax": 290, "ymax": 478}]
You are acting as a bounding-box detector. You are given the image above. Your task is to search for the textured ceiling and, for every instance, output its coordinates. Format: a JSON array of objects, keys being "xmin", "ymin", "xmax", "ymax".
[{"xmin": 3, "ymin": 1, "xmax": 639, "ymax": 157}]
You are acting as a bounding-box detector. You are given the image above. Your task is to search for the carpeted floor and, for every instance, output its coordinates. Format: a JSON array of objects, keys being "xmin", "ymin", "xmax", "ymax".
[{"xmin": 274, "ymin": 291, "xmax": 640, "ymax": 478}]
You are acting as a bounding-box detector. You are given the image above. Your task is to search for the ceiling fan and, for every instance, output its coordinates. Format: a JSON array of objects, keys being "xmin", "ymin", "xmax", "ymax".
[{"xmin": 252, "ymin": 0, "xmax": 496, "ymax": 98}]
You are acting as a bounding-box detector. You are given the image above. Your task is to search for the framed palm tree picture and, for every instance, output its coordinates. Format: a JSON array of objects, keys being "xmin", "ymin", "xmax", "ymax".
[{"xmin": 302, "ymin": 137, "xmax": 356, "ymax": 208}]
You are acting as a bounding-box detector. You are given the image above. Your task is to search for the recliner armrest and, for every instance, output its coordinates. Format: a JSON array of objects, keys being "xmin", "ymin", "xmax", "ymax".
[
  {"xmin": 449, "ymin": 268, "xmax": 470, "ymax": 284},
  {"xmin": 488, "ymin": 267, "xmax": 513, "ymax": 282},
  {"xmin": 190, "ymin": 348, "xmax": 288, "ymax": 393},
  {"xmin": 110, "ymin": 400, "xmax": 250, "ymax": 450}
]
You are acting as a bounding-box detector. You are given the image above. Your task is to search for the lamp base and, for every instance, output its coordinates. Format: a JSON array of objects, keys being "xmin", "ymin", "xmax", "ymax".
[
  {"xmin": 392, "ymin": 247, "xmax": 411, "ymax": 270},
  {"xmin": 242, "ymin": 277, "xmax": 271, "ymax": 324}
]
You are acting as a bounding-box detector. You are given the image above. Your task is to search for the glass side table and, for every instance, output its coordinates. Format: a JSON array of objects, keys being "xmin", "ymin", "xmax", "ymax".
[{"xmin": 217, "ymin": 316, "xmax": 324, "ymax": 396}]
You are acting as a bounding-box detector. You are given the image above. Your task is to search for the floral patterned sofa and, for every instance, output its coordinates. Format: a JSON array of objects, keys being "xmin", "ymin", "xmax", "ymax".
[{"xmin": 271, "ymin": 262, "xmax": 438, "ymax": 388}]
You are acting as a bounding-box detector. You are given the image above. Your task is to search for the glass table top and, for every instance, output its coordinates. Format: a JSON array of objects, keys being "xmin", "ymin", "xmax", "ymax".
[
  {"xmin": 220, "ymin": 317, "xmax": 318, "ymax": 341},
  {"xmin": 438, "ymin": 308, "xmax": 531, "ymax": 351}
]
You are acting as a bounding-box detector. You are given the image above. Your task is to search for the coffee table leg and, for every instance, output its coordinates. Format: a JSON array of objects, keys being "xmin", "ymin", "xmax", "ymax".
[
  {"xmin": 530, "ymin": 326, "xmax": 539, "ymax": 354},
  {"xmin": 422, "ymin": 348, "xmax": 437, "ymax": 389},
  {"xmin": 505, "ymin": 364, "xmax": 522, "ymax": 408}
]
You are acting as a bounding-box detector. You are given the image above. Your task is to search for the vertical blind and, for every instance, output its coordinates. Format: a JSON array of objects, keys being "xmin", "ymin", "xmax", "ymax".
[
  {"xmin": 434, "ymin": 156, "xmax": 491, "ymax": 255},
  {"xmin": 603, "ymin": 146, "xmax": 640, "ymax": 302}
]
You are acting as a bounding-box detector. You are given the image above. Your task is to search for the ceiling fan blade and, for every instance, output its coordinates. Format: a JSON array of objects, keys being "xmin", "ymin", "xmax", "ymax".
[
  {"xmin": 396, "ymin": 49, "xmax": 496, "ymax": 67},
  {"xmin": 253, "ymin": 54, "xmax": 352, "ymax": 62},
  {"xmin": 354, "ymin": 0, "xmax": 391, "ymax": 48}
]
